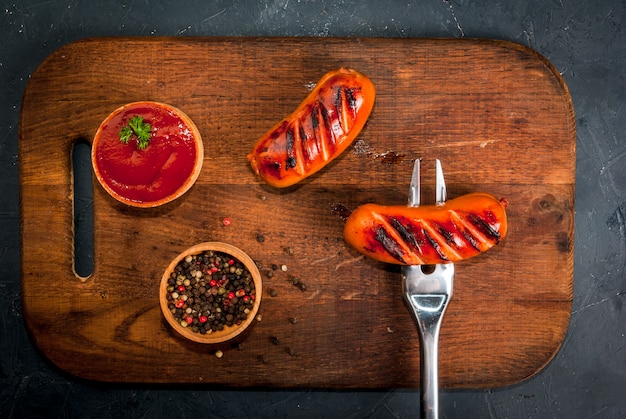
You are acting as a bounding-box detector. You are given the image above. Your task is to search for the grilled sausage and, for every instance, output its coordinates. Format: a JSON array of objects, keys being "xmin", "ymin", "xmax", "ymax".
[
  {"xmin": 247, "ymin": 68, "xmax": 375, "ymax": 188},
  {"xmin": 343, "ymin": 192, "xmax": 508, "ymax": 265}
]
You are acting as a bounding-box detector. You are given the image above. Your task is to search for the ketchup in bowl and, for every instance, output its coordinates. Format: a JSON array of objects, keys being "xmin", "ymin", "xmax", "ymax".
[{"xmin": 92, "ymin": 102, "xmax": 203, "ymax": 207}]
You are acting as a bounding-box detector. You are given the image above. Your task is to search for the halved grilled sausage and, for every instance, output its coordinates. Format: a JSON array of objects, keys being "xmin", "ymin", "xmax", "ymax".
[{"xmin": 247, "ymin": 68, "xmax": 375, "ymax": 188}]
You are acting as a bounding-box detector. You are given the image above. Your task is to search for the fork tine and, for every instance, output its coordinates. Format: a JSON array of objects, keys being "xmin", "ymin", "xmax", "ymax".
[
  {"xmin": 407, "ymin": 159, "xmax": 421, "ymax": 207},
  {"xmin": 435, "ymin": 159, "xmax": 446, "ymax": 204}
]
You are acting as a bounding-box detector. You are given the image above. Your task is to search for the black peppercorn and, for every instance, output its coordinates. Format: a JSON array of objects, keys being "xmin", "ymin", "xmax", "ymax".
[{"xmin": 165, "ymin": 250, "xmax": 256, "ymax": 336}]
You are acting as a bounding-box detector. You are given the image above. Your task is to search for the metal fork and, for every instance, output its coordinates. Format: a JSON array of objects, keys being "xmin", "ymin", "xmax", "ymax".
[{"xmin": 401, "ymin": 159, "xmax": 455, "ymax": 419}]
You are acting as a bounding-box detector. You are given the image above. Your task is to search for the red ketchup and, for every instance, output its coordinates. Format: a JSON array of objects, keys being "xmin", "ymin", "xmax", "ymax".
[{"xmin": 92, "ymin": 102, "xmax": 202, "ymax": 206}]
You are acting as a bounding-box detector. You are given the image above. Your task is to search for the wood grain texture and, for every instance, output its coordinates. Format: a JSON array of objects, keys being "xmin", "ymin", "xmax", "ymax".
[{"xmin": 19, "ymin": 37, "xmax": 575, "ymax": 388}]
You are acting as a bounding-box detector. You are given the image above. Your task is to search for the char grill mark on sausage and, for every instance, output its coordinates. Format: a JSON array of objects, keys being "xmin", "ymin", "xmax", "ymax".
[
  {"xmin": 298, "ymin": 122, "xmax": 312, "ymax": 163},
  {"xmin": 335, "ymin": 86, "xmax": 354, "ymax": 137},
  {"xmin": 336, "ymin": 86, "xmax": 348, "ymax": 135},
  {"xmin": 438, "ymin": 225, "xmax": 455, "ymax": 244},
  {"xmin": 312, "ymin": 102, "xmax": 330, "ymax": 161},
  {"xmin": 309, "ymin": 103, "xmax": 322, "ymax": 160},
  {"xmin": 319, "ymin": 100, "xmax": 335, "ymax": 149},
  {"xmin": 334, "ymin": 86, "xmax": 343, "ymax": 122},
  {"xmin": 388, "ymin": 217, "xmax": 420, "ymax": 249},
  {"xmin": 311, "ymin": 103, "xmax": 320, "ymax": 130},
  {"xmin": 462, "ymin": 229, "xmax": 481, "ymax": 251},
  {"xmin": 345, "ymin": 87, "xmax": 358, "ymax": 114},
  {"xmin": 450, "ymin": 210, "xmax": 498, "ymax": 251},
  {"xmin": 298, "ymin": 124, "xmax": 307, "ymax": 145},
  {"xmin": 423, "ymin": 228, "xmax": 449, "ymax": 262},
  {"xmin": 374, "ymin": 226, "xmax": 407, "ymax": 264},
  {"xmin": 285, "ymin": 127, "xmax": 297, "ymax": 169},
  {"xmin": 468, "ymin": 214, "xmax": 501, "ymax": 243}
]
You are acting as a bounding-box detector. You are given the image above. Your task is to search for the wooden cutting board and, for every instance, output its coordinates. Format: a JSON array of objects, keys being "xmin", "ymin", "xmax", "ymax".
[{"xmin": 19, "ymin": 37, "xmax": 575, "ymax": 388}]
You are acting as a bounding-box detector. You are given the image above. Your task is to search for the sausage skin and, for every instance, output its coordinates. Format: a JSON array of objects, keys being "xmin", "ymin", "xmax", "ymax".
[
  {"xmin": 343, "ymin": 192, "xmax": 508, "ymax": 265},
  {"xmin": 247, "ymin": 68, "xmax": 375, "ymax": 188}
]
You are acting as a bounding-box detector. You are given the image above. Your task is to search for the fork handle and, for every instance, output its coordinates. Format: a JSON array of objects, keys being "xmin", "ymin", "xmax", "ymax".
[{"xmin": 406, "ymin": 294, "xmax": 449, "ymax": 419}]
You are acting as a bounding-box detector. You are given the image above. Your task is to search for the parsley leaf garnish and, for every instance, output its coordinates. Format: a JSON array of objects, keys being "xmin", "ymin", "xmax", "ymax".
[
  {"xmin": 119, "ymin": 125, "xmax": 133, "ymax": 144},
  {"xmin": 118, "ymin": 116, "xmax": 152, "ymax": 149}
]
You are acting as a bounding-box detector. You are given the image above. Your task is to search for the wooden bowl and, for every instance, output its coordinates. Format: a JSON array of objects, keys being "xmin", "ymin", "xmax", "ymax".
[
  {"xmin": 160, "ymin": 242, "xmax": 262, "ymax": 344},
  {"xmin": 92, "ymin": 101, "xmax": 204, "ymax": 207}
]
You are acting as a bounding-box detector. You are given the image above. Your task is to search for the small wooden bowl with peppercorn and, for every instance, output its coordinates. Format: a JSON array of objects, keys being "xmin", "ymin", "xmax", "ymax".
[{"xmin": 160, "ymin": 242, "xmax": 262, "ymax": 344}]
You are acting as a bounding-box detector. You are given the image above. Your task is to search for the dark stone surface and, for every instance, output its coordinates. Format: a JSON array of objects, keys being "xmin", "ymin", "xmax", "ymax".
[{"xmin": 2, "ymin": 0, "xmax": 624, "ymax": 417}]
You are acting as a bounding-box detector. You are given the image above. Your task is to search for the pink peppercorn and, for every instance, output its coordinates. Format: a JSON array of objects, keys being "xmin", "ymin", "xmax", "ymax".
[
  {"xmin": 166, "ymin": 249, "xmax": 256, "ymax": 336},
  {"xmin": 223, "ymin": 217, "xmax": 231, "ymax": 226}
]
